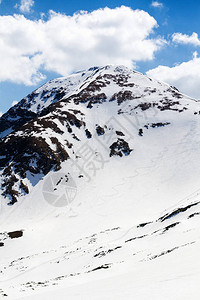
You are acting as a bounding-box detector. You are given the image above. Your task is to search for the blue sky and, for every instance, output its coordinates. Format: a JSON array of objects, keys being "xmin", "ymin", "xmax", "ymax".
[{"xmin": 1, "ymin": 0, "xmax": 200, "ymax": 114}]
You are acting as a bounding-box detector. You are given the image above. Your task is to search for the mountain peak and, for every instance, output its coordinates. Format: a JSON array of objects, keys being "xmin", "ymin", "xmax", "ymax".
[
  {"xmin": 1, "ymin": 65, "xmax": 200, "ymax": 299},
  {"xmin": 0, "ymin": 64, "xmax": 196, "ymax": 204}
]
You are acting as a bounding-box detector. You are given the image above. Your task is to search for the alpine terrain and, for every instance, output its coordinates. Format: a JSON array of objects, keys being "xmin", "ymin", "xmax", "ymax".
[{"xmin": 0, "ymin": 65, "xmax": 200, "ymax": 299}]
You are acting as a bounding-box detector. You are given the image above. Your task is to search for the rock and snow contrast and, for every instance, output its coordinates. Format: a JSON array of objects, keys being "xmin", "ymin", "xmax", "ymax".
[{"xmin": 0, "ymin": 65, "xmax": 200, "ymax": 299}]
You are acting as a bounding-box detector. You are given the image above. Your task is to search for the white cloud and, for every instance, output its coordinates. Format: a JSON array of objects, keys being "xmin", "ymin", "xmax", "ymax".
[
  {"xmin": 0, "ymin": 6, "xmax": 165, "ymax": 85},
  {"xmin": 172, "ymin": 32, "xmax": 200, "ymax": 46},
  {"xmin": 0, "ymin": 111, "xmax": 2, "ymax": 117},
  {"xmin": 151, "ymin": 1, "xmax": 163, "ymax": 8},
  {"xmin": 146, "ymin": 52, "xmax": 200, "ymax": 99},
  {"xmin": 18, "ymin": 0, "xmax": 34, "ymax": 13}
]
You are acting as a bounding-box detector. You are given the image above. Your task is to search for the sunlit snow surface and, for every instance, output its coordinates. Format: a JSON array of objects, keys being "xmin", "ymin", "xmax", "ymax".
[{"xmin": 0, "ymin": 66, "xmax": 200, "ymax": 299}]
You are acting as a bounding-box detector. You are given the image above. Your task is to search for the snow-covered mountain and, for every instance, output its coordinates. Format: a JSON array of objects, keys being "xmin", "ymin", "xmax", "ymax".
[{"xmin": 0, "ymin": 65, "xmax": 200, "ymax": 299}]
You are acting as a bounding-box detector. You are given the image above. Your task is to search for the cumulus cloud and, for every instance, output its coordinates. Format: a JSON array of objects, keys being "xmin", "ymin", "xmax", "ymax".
[
  {"xmin": 151, "ymin": 1, "xmax": 163, "ymax": 8},
  {"xmin": 18, "ymin": 0, "xmax": 34, "ymax": 13},
  {"xmin": 147, "ymin": 52, "xmax": 200, "ymax": 99},
  {"xmin": 172, "ymin": 32, "xmax": 200, "ymax": 46},
  {"xmin": 0, "ymin": 6, "xmax": 165, "ymax": 85},
  {"xmin": 0, "ymin": 111, "xmax": 2, "ymax": 117}
]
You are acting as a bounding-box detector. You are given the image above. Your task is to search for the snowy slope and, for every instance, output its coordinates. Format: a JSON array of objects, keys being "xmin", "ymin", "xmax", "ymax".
[{"xmin": 0, "ymin": 65, "xmax": 200, "ymax": 299}]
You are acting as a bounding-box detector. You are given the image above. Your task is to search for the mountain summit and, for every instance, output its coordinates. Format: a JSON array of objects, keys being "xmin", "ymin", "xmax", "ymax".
[
  {"xmin": 0, "ymin": 65, "xmax": 195, "ymax": 204},
  {"xmin": 1, "ymin": 66, "xmax": 200, "ymax": 299}
]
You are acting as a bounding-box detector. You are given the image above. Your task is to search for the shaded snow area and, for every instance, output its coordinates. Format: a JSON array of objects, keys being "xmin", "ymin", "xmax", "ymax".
[{"xmin": 0, "ymin": 65, "xmax": 200, "ymax": 299}]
